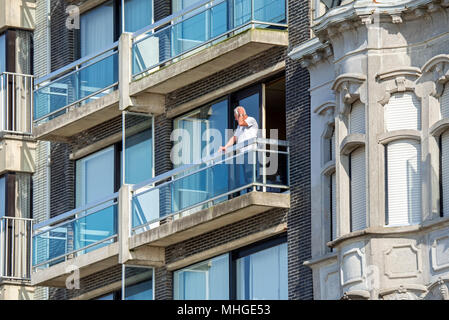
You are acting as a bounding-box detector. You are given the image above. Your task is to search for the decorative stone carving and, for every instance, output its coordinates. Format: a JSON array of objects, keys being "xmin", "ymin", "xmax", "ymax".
[
  {"xmin": 421, "ymin": 55, "xmax": 449, "ymax": 97},
  {"xmin": 340, "ymin": 247, "xmax": 365, "ymax": 286},
  {"xmin": 332, "ymin": 74, "xmax": 366, "ymax": 115},
  {"xmin": 380, "ymin": 285, "xmax": 427, "ymax": 300},
  {"xmin": 391, "ymin": 14, "xmax": 403, "ymax": 24},
  {"xmin": 384, "ymin": 244, "xmax": 422, "ymax": 279},
  {"xmin": 430, "ymin": 233, "xmax": 449, "ymax": 272},
  {"xmin": 422, "ymin": 278, "xmax": 449, "ymax": 300}
]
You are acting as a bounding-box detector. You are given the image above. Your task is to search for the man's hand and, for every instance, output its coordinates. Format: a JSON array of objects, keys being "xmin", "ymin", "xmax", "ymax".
[{"xmin": 220, "ymin": 146, "xmax": 227, "ymax": 152}]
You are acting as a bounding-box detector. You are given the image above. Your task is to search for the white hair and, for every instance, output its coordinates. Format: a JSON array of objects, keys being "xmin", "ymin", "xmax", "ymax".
[{"xmin": 234, "ymin": 106, "xmax": 246, "ymax": 116}]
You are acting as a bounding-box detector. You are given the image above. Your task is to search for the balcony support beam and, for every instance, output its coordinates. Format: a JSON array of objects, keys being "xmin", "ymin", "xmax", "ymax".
[
  {"xmin": 119, "ymin": 33, "xmax": 166, "ymax": 116},
  {"xmin": 119, "ymin": 184, "xmax": 165, "ymax": 266}
]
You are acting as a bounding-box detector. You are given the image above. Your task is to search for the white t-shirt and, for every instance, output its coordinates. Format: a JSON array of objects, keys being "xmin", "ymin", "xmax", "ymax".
[{"xmin": 234, "ymin": 116, "xmax": 258, "ymax": 152}]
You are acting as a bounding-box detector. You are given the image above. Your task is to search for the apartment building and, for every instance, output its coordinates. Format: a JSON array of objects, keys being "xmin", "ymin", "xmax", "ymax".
[
  {"xmin": 290, "ymin": 0, "xmax": 449, "ymax": 300},
  {"xmin": 0, "ymin": 0, "xmax": 36, "ymax": 300},
  {"xmin": 29, "ymin": 0, "xmax": 313, "ymax": 300}
]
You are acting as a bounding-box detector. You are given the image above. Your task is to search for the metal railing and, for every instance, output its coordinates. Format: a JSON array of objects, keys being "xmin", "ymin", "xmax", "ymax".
[
  {"xmin": 0, "ymin": 72, "xmax": 34, "ymax": 135},
  {"xmin": 33, "ymin": 43, "xmax": 119, "ymax": 124},
  {"xmin": 0, "ymin": 217, "xmax": 33, "ymax": 282},
  {"xmin": 132, "ymin": 0, "xmax": 288, "ymax": 78},
  {"xmin": 32, "ymin": 0, "xmax": 287, "ymax": 124},
  {"xmin": 32, "ymin": 192, "xmax": 119, "ymax": 271},
  {"xmin": 131, "ymin": 138, "xmax": 289, "ymax": 235}
]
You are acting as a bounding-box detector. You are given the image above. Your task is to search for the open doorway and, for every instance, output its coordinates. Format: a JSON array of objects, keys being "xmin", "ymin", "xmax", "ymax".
[{"xmin": 265, "ymin": 77, "xmax": 286, "ymax": 141}]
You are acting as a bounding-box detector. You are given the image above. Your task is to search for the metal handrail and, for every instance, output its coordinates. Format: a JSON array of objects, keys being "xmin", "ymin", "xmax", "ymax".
[
  {"xmin": 132, "ymin": 137, "xmax": 288, "ymax": 192},
  {"xmin": 34, "ymin": 42, "xmax": 119, "ymax": 87},
  {"xmin": 130, "ymin": 138, "xmax": 290, "ymax": 233},
  {"xmin": 0, "ymin": 72, "xmax": 34, "ymax": 135},
  {"xmin": 0, "ymin": 216, "xmax": 33, "ymax": 281},
  {"xmin": 132, "ymin": 0, "xmax": 288, "ymax": 77},
  {"xmin": 33, "ymin": 192, "xmax": 119, "ymax": 233},
  {"xmin": 133, "ymin": 0, "xmax": 222, "ymax": 39}
]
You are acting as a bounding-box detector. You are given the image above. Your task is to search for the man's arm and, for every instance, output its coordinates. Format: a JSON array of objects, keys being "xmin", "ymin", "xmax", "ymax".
[{"xmin": 220, "ymin": 136, "xmax": 236, "ymax": 152}]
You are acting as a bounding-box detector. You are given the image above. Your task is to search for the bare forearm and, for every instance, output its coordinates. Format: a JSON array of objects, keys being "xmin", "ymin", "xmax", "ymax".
[{"xmin": 225, "ymin": 136, "xmax": 236, "ymax": 148}]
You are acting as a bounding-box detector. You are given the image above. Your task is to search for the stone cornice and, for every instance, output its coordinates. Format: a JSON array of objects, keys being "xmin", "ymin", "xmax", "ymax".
[
  {"xmin": 312, "ymin": 0, "xmax": 449, "ymax": 41},
  {"xmin": 288, "ymin": 37, "xmax": 333, "ymax": 68}
]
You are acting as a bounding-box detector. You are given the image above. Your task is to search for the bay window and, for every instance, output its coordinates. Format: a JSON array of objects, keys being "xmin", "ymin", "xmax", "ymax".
[
  {"xmin": 386, "ymin": 139, "xmax": 422, "ymax": 226},
  {"xmin": 384, "ymin": 92, "xmax": 422, "ymax": 226},
  {"xmin": 384, "ymin": 92, "xmax": 421, "ymax": 132}
]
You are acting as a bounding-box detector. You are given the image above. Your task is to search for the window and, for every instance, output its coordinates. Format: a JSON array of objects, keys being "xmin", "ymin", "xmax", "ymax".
[
  {"xmin": 384, "ymin": 92, "xmax": 421, "ymax": 132},
  {"xmin": 350, "ymin": 147, "xmax": 366, "ymax": 231},
  {"xmin": 123, "ymin": 0, "xmax": 153, "ymax": 33},
  {"xmin": 236, "ymin": 241, "xmax": 287, "ymax": 300},
  {"xmin": 174, "ymin": 254, "xmax": 230, "ymax": 300},
  {"xmin": 0, "ymin": 176, "xmax": 5, "ymax": 217},
  {"xmin": 386, "ymin": 139, "xmax": 422, "ymax": 226},
  {"xmin": 123, "ymin": 266, "xmax": 154, "ymax": 300},
  {"xmin": 440, "ymin": 84, "xmax": 449, "ymax": 120},
  {"xmin": 123, "ymin": 127, "xmax": 153, "ymax": 184},
  {"xmin": 80, "ymin": 2, "xmax": 114, "ymax": 58},
  {"xmin": 440, "ymin": 131, "xmax": 449, "ymax": 217},
  {"xmin": 0, "ymin": 33, "xmax": 5, "ymax": 73},
  {"xmin": 75, "ymin": 147, "xmax": 116, "ymax": 253},
  {"xmin": 173, "ymin": 236, "xmax": 287, "ymax": 300},
  {"xmin": 330, "ymin": 172, "xmax": 336, "ymax": 240},
  {"xmin": 349, "ymin": 101, "xmax": 365, "ymax": 134}
]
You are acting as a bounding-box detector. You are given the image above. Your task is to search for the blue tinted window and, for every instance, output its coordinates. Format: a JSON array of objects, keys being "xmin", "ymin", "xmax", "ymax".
[
  {"xmin": 124, "ymin": 0, "xmax": 153, "ymax": 33},
  {"xmin": 236, "ymin": 242, "xmax": 288, "ymax": 300},
  {"xmin": 125, "ymin": 279, "xmax": 153, "ymax": 300},
  {"xmin": 174, "ymin": 254, "xmax": 230, "ymax": 300},
  {"xmin": 0, "ymin": 34, "xmax": 5, "ymax": 73}
]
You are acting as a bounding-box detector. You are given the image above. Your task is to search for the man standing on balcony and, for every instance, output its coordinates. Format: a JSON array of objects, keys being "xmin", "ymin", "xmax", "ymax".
[{"xmin": 220, "ymin": 106, "xmax": 259, "ymax": 195}]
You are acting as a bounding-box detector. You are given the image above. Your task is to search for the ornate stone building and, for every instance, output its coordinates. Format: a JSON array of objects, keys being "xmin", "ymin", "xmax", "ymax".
[{"xmin": 290, "ymin": 0, "xmax": 449, "ymax": 300}]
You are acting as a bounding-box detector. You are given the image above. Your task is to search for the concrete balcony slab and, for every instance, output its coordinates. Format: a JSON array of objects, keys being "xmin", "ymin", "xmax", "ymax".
[
  {"xmin": 130, "ymin": 191, "xmax": 290, "ymax": 249},
  {"xmin": 31, "ymin": 242, "xmax": 119, "ymax": 288},
  {"xmin": 130, "ymin": 28, "xmax": 288, "ymax": 96}
]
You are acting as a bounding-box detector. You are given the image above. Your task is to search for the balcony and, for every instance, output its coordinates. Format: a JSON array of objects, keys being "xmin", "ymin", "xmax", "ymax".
[
  {"xmin": 31, "ymin": 138, "xmax": 290, "ymax": 287},
  {"xmin": 0, "ymin": 72, "xmax": 35, "ymax": 175},
  {"xmin": 0, "ymin": 217, "xmax": 33, "ymax": 283},
  {"xmin": 32, "ymin": 0, "xmax": 288, "ymax": 141}
]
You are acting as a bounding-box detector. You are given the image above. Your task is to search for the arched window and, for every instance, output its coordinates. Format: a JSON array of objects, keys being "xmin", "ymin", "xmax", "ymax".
[
  {"xmin": 384, "ymin": 92, "xmax": 421, "ymax": 131},
  {"xmin": 350, "ymin": 146, "xmax": 366, "ymax": 231},
  {"xmin": 386, "ymin": 139, "xmax": 422, "ymax": 226}
]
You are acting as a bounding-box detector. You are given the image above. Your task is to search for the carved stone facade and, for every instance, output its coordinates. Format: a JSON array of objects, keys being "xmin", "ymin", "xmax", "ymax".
[{"xmin": 292, "ymin": 0, "xmax": 449, "ymax": 300}]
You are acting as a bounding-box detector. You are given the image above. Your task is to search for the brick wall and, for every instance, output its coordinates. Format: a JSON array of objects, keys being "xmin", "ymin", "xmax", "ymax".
[
  {"xmin": 166, "ymin": 46, "xmax": 286, "ymax": 111},
  {"xmin": 285, "ymin": 0, "xmax": 312, "ymax": 300},
  {"xmin": 155, "ymin": 209, "xmax": 288, "ymax": 300}
]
